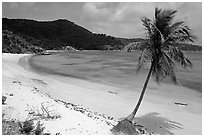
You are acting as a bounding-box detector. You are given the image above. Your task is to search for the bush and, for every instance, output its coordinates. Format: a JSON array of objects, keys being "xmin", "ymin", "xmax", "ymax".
[
  {"xmin": 19, "ymin": 120, "xmax": 34, "ymax": 135},
  {"xmin": 18, "ymin": 120, "xmax": 46, "ymax": 135},
  {"xmin": 3, "ymin": 119, "xmax": 46, "ymax": 135},
  {"xmin": 34, "ymin": 121, "xmax": 45, "ymax": 135},
  {"xmin": 2, "ymin": 119, "xmax": 20, "ymax": 135}
]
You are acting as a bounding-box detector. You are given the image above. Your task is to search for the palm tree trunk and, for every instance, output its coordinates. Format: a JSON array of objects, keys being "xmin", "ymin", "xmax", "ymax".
[{"xmin": 126, "ymin": 62, "xmax": 154, "ymax": 122}]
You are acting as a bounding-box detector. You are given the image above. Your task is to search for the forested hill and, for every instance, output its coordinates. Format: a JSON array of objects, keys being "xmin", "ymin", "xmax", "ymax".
[
  {"xmin": 2, "ymin": 18, "xmax": 126, "ymax": 50},
  {"xmin": 2, "ymin": 30, "xmax": 44, "ymax": 53},
  {"xmin": 2, "ymin": 18, "xmax": 201, "ymax": 51}
]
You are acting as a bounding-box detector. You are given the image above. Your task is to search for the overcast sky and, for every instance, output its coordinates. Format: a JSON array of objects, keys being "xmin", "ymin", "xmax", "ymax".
[{"xmin": 2, "ymin": 2, "xmax": 202, "ymax": 45}]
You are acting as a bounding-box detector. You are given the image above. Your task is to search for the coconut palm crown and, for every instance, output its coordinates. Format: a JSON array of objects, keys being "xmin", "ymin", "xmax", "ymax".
[
  {"xmin": 112, "ymin": 8, "xmax": 195, "ymax": 135},
  {"xmin": 127, "ymin": 7, "xmax": 195, "ymax": 122}
]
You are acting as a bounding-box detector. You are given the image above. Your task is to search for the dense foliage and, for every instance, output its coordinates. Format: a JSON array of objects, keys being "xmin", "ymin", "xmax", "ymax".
[
  {"xmin": 2, "ymin": 18, "xmax": 201, "ymax": 51},
  {"xmin": 2, "ymin": 30, "xmax": 44, "ymax": 53},
  {"xmin": 3, "ymin": 18, "xmax": 124, "ymax": 50}
]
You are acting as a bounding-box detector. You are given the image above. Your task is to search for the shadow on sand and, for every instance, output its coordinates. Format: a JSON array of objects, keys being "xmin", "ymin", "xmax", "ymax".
[{"xmin": 134, "ymin": 112, "xmax": 183, "ymax": 135}]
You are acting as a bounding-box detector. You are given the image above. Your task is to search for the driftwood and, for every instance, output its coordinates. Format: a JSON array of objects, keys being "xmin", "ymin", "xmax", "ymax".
[{"xmin": 174, "ymin": 102, "xmax": 188, "ymax": 106}]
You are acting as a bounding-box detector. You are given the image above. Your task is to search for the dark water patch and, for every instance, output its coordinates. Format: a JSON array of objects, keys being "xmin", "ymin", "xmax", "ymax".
[
  {"xmin": 61, "ymin": 63, "xmax": 76, "ymax": 65},
  {"xmin": 179, "ymin": 79, "xmax": 202, "ymax": 92},
  {"xmin": 28, "ymin": 55, "xmax": 88, "ymax": 80},
  {"xmin": 75, "ymin": 67, "xmax": 100, "ymax": 72},
  {"xmin": 85, "ymin": 59, "xmax": 106, "ymax": 64}
]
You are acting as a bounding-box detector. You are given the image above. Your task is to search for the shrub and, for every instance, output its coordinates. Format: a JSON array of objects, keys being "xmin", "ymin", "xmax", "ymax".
[
  {"xmin": 2, "ymin": 119, "xmax": 20, "ymax": 135},
  {"xmin": 19, "ymin": 120, "xmax": 34, "ymax": 135},
  {"xmin": 34, "ymin": 121, "xmax": 45, "ymax": 135}
]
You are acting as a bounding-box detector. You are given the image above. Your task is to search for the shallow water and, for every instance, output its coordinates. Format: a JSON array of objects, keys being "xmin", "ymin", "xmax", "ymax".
[{"xmin": 29, "ymin": 51, "xmax": 202, "ymax": 92}]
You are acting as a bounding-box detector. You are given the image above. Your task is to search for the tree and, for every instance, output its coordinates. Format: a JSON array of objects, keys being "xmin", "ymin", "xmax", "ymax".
[{"xmin": 111, "ymin": 7, "xmax": 195, "ymax": 135}]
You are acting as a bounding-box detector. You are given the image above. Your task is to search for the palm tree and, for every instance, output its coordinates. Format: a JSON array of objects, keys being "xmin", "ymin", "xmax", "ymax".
[{"xmin": 112, "ymin": 7, "xmax": 195, "ymax": 135}]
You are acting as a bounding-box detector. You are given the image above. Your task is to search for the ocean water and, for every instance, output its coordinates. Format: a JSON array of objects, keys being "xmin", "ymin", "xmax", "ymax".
[{"xmin": 28, "ymin": 50, "xmax": 202, "ymax": 92}]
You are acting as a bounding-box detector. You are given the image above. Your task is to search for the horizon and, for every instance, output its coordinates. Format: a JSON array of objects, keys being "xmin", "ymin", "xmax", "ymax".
[{"xmin": 2, "ymin": 2, "xmax": 202, "ymax": 45}]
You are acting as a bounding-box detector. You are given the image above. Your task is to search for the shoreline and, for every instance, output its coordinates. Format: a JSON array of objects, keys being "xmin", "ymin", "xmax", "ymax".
[
  {"xmin": 27, "ymin": 51, "xmax": 202, "ymax": 93},
  {"xmin": 2, "ymin": 53, "xmax": 117, "ymax": 135},
  {"xmin": 3, "ymin": 53, "xmax": 202, "ymax": 135}
]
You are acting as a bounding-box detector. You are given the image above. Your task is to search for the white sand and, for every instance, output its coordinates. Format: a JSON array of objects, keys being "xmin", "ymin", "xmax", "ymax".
[
  {"xmin": 2, "ymin": 53, "xmax": 202, "ymax": 135},
  {"xmin": 2, "ymin": 53, "xmax": 114, "ymax": 135}
]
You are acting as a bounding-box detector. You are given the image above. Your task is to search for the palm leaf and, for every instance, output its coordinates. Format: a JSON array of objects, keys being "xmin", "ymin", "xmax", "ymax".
[
  {"xmin": 141, "ymin": 17, "xmax": 153, "ymax": 37},
  {"xmin": 136, "ymin": 48, "xmax": 152, "ymax": 72},
  {"xmin": 167, "ymin": 45, "xmax": 193, "ymax": 68}
]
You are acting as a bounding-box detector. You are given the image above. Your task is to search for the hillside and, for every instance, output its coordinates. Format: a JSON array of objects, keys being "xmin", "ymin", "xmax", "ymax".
[
  {"xmin": 2, "ymin": 30, "xmax": 44, "ymax": 54},
  {"xmin": 124, "ymin": 40, "xmax": 202, "ymax": 52},
  {"xmin": 2, "ymin": 18, "xmax": 125, "ymax": 50},
  {"xmin": 2, "ymin": 18, "xmax": 201, "ymax": 51}
]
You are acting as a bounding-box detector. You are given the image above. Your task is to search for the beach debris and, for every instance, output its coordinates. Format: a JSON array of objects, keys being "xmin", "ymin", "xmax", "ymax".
[
  {"xmin": 26, "ymin": 101, "xmax": 61, "ymax": 120},
  {"xmin": 108, "ymin": 91, "xmax": 118, "ymax": 95},
  {"xmin": 174, "ymin": 102, "xmax": 188, "ymax": 106},
  {"xmin": 31, "ymin": 87, "xmax": 51, "ymax": 98},
  {"xmin": 55, "ymin": 132, "xmax": 61, "ymax": 135},
  {"xmin": 12, "ymin": 81, "xmax": 21, "ymax": 85},
  {"xmin": 2, "ymin": 95, "xmax": 7, "ymax": 105},
  {"xmin": 9, "ymin": 93, "xmax": 14, "ymax": 96},
  {"xmin": 31, "ymin": 78, "xmax": 47, "ymax": 85},
  {"xmin": 54, "ymin": 98, "xmax": 116, "ymax": 126}
]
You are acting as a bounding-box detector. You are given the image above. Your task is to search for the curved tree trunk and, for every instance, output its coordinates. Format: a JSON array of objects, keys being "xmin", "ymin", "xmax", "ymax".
[{"xmin": 126, "ymin": 62, "xmax": 154, "ymax": 122}]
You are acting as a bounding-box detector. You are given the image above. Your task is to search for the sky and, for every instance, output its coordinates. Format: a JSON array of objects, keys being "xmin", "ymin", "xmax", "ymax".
[{"xmin": 2, "ymin": 2, "xmax": 202, "ymax": 45}]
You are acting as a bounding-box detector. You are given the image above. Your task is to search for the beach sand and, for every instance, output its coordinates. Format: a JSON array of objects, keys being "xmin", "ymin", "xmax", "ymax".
[
  {"xmin": 2, "ymin": 53, "xmax": 202, "ymax": 135},
  {"xmin": 2, "ymin": 54, "xmax": 115, "ymax": 135}
]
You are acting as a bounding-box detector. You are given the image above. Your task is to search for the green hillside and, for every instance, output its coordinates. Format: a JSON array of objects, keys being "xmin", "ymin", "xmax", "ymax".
[
  {"xmin": 2, "ymin": 30, "xmax": 43, "ymax": 53},
  {"xmin": 3, "ymin": 18, "xmax": 124, "ymax": 50},
  {"xmin": 2, "ymin": 18, "xmax": 201, "ymax": 52}
]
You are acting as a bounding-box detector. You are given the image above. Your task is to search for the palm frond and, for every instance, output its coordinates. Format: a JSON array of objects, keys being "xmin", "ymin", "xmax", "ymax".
[
  {"xmin": 136, "ymin": 48, "xmax": 152, "ymax": 72},
  {"xmin": 141, "ymin": 7, "xmax": 194, "ymax": 85},
  {"xmin": 155, "ymin": 9, "xmax": 177, "ymax": 30},
  {"xmin": 160, "ymin": 52, "xmax": 179, "ymax": 84},
  {"xmin": 141, "ymin": 17, "xmax": 153, "ymax": 37},
  {"xmin": 165, "ymin": 21, "xmax": 195, "ymax": 43},
  {"xmin": 151, "ymin": 51, "xmax": 179, "ymax": 84},
  {"xmin": 168, "ymin": 21, "xmax": 185, "ymax": 33},
  {"xmin": 155, "ymin": 7, "xmax": 162, "ymax": 19},
  {"xmin": 167, "ymin": 45, "xmax": 193, "ymax": 68}
]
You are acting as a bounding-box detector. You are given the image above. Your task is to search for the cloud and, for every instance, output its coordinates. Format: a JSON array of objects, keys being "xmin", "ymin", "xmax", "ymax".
[
  {"xmin": 5, "ymin": 2, "xmax": 36, "ymax": 12},
  {"xmin": 2, "ymin": 2, "xmax": 201, "ymax": 45},
  {"xmin": 82, "ymin": 3, "xmax": 113, "ymax": 20},
  {"xmin": 81, "ymin": 2, "xmax": 201, "ymax": 45}
]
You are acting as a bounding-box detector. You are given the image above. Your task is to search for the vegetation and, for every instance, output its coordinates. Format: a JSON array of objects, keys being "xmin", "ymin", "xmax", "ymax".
[
  {"xmin": 2, "ymin": 119, "xmax": 21, "ymax": 135},
  {"xmin": 2, "ymin": 119, "xmax": 46, "ymax": 135},
  {"xmin": 2, "ymin": 30, "xmax": 44, "ymax": 54},
  {"xmin": 3, "ymin": 18, "xmax": 124, "ymax": 50},
  {"xmin": 2, "ymin": 18, "xmax": 201, "ymax": 51},
  {"xmin": 112, "ymin": 8, "xmax": 195, "ymax": 134},
  {"xmin": 18, "ymin": 120, "xmax": 34, "ymax": 134}
]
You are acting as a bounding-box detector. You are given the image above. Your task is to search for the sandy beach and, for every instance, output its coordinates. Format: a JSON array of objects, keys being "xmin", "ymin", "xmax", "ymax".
[{"xmin": 2, "ymin": 53, "xmax": 202, "ymax": 135}]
